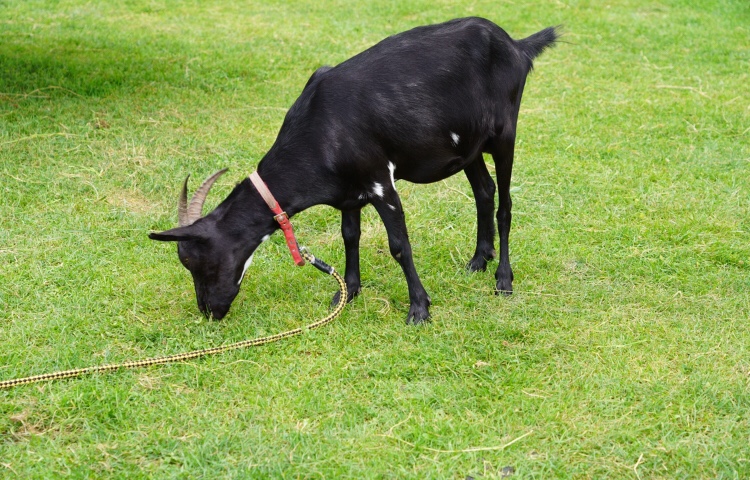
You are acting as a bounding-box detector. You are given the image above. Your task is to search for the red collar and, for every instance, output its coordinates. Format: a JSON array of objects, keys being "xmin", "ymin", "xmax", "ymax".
[{"xmin": 249, "ymin": 171, "xmax": 305, "ymax": 266}]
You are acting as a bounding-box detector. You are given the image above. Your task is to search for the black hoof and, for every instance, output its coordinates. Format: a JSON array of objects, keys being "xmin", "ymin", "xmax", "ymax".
[
  {"xmin": 331, "ymin": 287, "xmax": 361, "ymax": 308},
  {"xmin": 405, "ymin": 302, "xmax": 431, "ymax": 325},
  {"xmin": 467, "ymin": 249, "xmax": 495, "ymax": 273},
  {"xmin": 495, "ymin": 279, "xmax": 513, "ymax": 296},
  {"xmin": 466, "ymin": 257, "xmax": 488, "ymax": 272},
  {"xmin": 495, "ymin": 265, "xmax": 513, "ymax": 296}
]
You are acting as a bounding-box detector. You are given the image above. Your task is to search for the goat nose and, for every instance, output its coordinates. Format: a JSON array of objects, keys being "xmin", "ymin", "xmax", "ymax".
[{"xmin": 206, "ymin": 303, "xmax": 230, "ymax": 320}]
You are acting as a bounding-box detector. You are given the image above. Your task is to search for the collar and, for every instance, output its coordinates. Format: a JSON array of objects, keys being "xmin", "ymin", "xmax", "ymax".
[{"xmin": 249, "ymin": 171, "xmax": 305, "ymax": 266}]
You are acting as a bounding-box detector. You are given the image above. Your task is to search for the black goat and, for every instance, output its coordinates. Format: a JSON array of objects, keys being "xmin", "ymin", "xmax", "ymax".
[{"xmin": 150, "ymin": 17, "xmax": 559, "ymax": 323}]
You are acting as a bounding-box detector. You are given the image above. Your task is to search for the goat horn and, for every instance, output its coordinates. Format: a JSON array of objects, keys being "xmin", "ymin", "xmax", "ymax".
[
  {"xmin": 178, "ymin": 175, "xmax": 190, "ymax": 226},
  {"xmin": 186, "ymin": 169, "xmax": 228, "ymax": 225}
]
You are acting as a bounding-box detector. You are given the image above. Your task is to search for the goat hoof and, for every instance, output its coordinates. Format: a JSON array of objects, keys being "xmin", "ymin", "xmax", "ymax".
[
  {"xmin": 406, "ymin": 305, "xmax": 431, "ymax": 325},
  {"xmin": 495, "ymin": 265, "xmax": 513, "ymax": 295},
  {"xmin": 466, "ymin": 257, "xmax": 488, "ymax": 272},
  {"xmin": 495, "ymin": 280, "xmax": 513, "ymax": 296},
  {"xmin": 467, "ymin": 249, "xmax": 495, "ymax": 272},
  {"xmin": 331, "ymin": 287, "xmax": 360, "ymax": 308}
]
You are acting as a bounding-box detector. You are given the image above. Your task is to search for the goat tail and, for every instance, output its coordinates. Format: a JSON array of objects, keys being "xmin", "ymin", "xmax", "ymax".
[{"xmin": 517, "ymin": 26, "xmax": 560, "ymax": 65}]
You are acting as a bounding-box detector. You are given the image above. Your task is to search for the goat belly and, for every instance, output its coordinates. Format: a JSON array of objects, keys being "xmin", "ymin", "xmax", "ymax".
[{"xmin": 392, "ymin": 154, "xmax": 476, "ymax": 184}]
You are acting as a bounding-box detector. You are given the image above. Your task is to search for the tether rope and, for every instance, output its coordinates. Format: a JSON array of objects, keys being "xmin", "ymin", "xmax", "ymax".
[{"xmin": 0, "ymin": 251, "xmax": 346, "ymax": 389}]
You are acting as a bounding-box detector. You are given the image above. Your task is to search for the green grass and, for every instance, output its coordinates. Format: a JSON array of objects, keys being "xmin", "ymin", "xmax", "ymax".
[{"xmin": 1, "ymin": 0, "xmax": 748, "ymax": 477}]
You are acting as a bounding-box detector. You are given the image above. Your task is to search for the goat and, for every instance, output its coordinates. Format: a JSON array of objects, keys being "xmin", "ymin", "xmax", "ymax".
[{"xmin": 149, "ymin": 17, "xmax": 559, "ymax": 324}]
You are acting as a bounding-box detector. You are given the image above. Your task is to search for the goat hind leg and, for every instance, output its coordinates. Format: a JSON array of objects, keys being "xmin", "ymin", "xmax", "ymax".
[
  {"xmin": 489, "ymin": 135, "xmax": 516, "ymax": 295},
  {"xmin": 464, "ymin": 155, "xmax": 497, "ymax": 272}
]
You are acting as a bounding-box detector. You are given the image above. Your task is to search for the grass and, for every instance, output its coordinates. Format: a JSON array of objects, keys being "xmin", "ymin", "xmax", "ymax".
[{"xmin": 1, "ymin": 0, "xmax": 748, "ymax": 477}]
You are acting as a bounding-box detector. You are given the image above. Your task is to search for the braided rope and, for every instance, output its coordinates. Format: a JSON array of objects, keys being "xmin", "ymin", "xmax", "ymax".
[{"xmin": 0, "ymin": 251, "xmax": 346, "ymax": 389}]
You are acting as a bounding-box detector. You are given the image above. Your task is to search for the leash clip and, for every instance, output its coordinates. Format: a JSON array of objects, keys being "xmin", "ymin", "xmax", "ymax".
[{"xmin": 300, "ymin": 247, "xmax": 334, "ymax": 275}]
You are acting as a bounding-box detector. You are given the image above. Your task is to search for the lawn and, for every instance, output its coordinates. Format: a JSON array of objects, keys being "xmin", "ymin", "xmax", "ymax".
[{"xmin": 1, "ymin": 0, "xmax": 748, "ymax": 477}]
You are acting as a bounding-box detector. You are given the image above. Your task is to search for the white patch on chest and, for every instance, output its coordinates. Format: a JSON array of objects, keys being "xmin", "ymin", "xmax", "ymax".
[
  {"xmin": 388, "ymin": 162, "xmax": 397, "ymax": 190},
  {"xmin": 372, "ymin": 182, "xmax": 384, "ymax": 198},
  {"xmin": 450, "ymin": 132, "xmax": 460, "ymax": 146}
]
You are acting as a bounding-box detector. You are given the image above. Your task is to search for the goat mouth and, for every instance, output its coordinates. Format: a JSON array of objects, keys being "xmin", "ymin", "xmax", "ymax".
[{"xmin": 202, "ymin": 303, "xmax": 229, "ymax": 320}]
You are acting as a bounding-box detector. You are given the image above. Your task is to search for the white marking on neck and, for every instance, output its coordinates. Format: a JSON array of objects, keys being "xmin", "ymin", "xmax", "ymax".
[
  {"xmin": 388, "ymin": 203, "xmax": 396, "ymax": 211},
  {"xmin": 238, "ymin": 254, "xmax": 254, "ymax": 285},
  {"xmin": 388, "ymin": 162, "xmax": 397, "ymax": 190},
  {"xmin": 372, "ymin": 182, "xmax": 384, "ymax": 198},
  {"xmin": 238, "ymin": 235, "xmax": 270, "ymax": 285},
  {"xmin": 450, "ymin": 132, "xmax": 460, "ymax": 146}
]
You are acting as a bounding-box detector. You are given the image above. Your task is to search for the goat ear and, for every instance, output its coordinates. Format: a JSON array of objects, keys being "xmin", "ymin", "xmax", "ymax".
[{"xmin": 148, "ymin": 225, "xmax": 205, "ymax": 242}]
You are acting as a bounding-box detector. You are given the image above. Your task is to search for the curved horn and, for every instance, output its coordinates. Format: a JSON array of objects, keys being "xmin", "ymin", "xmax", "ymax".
[
  {"xmin": 186, "ymin": 169, "xmax": 228, "ymax": 225},
  {"xmin": 177, "ymin": 175, "xmax": 190, "ymax": 226}
]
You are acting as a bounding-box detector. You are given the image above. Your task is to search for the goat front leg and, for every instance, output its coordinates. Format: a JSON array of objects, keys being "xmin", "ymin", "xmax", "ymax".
[
  {"xmin": 332, "ymin": 208, "xmax": 363, "ymax": 307},
  {"xmin": 464, "ymin": 155, "xmax": 497, "ymax": 272},
  {"xmin": 370, "ymin": 185, "xmax": 431, "ymax": 324}
]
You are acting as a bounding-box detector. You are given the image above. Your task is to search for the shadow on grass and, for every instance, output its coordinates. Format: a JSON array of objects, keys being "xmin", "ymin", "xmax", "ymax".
[
  {"xmin": 0, "ymin": 28, "xmax": 264, "ymax": 100},
  {"xmin": 0, "ymin": 42, "xmax": 183, "ymax": 99}
]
